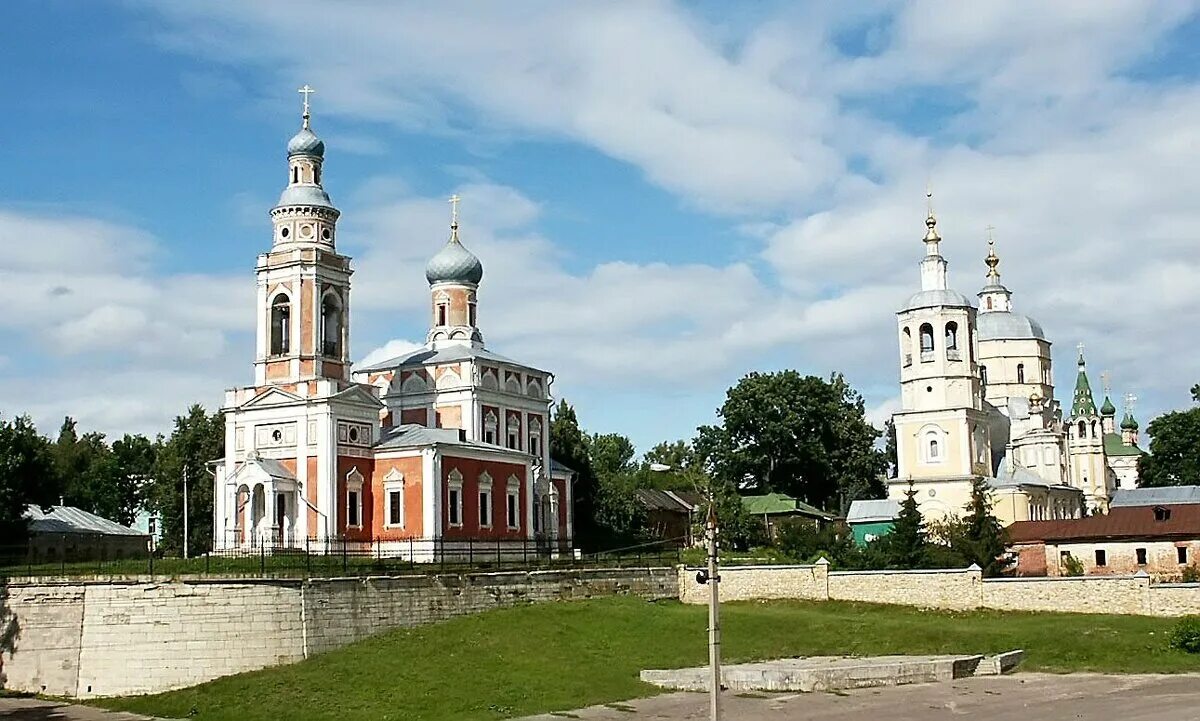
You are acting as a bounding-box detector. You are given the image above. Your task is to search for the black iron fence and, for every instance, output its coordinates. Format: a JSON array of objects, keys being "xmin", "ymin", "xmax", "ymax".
[{"xmin": 0, "ymin": 533, "xmax": 682, "ymax": 580}]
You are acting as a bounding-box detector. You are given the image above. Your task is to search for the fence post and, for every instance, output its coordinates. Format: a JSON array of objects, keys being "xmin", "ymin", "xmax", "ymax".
[
  {"xmin": 496, "ymin": 538, "xmax": 502, "ymax": 568},
  {"xmin": 306, "ymin": 537, "xmax": 312, "ymax": 578},
  {"xmin": 342, "ymin": 539, "xmax": 348, "ymax": 575},
  {"xmin": 409, "ymin": 537, "xmax": 414, "ymax": 571}
]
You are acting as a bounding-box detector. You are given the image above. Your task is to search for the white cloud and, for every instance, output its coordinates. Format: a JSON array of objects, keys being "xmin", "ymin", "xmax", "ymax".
[{"xmin": 358, "ymin": 339, "xmax": 424, "ymax": 368}]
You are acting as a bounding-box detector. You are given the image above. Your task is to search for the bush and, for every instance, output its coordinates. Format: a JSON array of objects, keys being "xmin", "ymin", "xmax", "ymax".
[
  {"xmin": 1061, "ymin": 554, "xmax": 1085, "ymax": 577},
  {"xmin": 1169, "ymin": 616, "xmax": 1200, "ymax": 654},
  {"xmin": 1181, "ymin": 564, "xmax": 1200, "ymax": 583}
]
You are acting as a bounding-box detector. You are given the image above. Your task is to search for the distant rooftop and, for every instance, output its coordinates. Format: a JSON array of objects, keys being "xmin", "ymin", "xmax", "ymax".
[
  {"xmin": 24, "ymin": 505, "xmax": 147, "ymax": 537},
  {"xmin": 847, "ymin": 499, "xmax": 900, "ymax": 524},
  {"xmin": 742, "ymin": 492, "xmax": 835, "ymax": 520},
  {"xmin": 1110, "ymin": 486, "xmax": 1200, "ymax": 508}
]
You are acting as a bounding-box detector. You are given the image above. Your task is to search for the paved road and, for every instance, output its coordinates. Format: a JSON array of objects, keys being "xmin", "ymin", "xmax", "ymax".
[
  {"xmin": 521, "ymin": 673, "xmax": 1200, "ymax": 721},
  {"xmin": 0, "ymin": 699, "xmax": 159, "ymax": 720}
]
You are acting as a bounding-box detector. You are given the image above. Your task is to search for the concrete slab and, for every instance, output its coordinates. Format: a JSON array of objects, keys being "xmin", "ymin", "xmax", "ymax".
[
  {"xmin": 976, "ymin": 649, "xmax": 1025, "ymax": 675},
  {"xmin": 641, "ymin": 654, "xmax": 983, "ymax": 693},
  {"xmin": 520, "ymin": 673, "xmax": 1200, "ymax": 720}
]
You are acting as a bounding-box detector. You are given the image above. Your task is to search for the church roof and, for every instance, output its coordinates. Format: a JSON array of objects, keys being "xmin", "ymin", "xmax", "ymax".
[
  {"xmin": 1103, "ymin": 433, "xmax": 1145, "ymax": 457},
  {"xmin": 357, "ymin": 343, "xmax": 547, "ymax": 375},
  {"xmin": 976, "ymin": 311, "xmax": 1046, "ymax": 341},
  {"xmin": 276, "ymin": 184, "xmax": 335, "ymax": 210},
  {"xmin": 1100, "ymin": 395, "xmax": 1117, "ymax": 416},
  {"xmin": 287, "ymin": 126, "xmax": 325, "ymax": 157},
  {"xmin": 374, "ymin": 424, "xmax": 526, "ymax": 455},
  {"xmin": 426, "ymin": 235, "xmax": 483, "ymax": 285},
  {"xmin": 1071, "ymin": 362, "xmax": 1098, "ymax": 417},
  {"xmin": 901, "ymin": 288, "xmax": 974, "ymax": 312}
]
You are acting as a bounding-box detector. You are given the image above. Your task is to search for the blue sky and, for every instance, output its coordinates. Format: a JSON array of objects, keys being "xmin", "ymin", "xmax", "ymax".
[{"xmin": 3, "ymin": 1, "xmax": 1200, "ymax": 454}]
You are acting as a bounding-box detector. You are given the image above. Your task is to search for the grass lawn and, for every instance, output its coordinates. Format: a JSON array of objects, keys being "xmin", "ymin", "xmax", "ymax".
[{"xmin": 96, "ymin": 596, "xmax": 1200, "ymax": 721}]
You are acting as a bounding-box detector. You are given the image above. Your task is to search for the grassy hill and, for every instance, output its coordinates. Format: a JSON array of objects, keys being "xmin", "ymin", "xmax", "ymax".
[{"xmin": 97, "ymin": 596, "xmax": 1200, "ymax": 721}]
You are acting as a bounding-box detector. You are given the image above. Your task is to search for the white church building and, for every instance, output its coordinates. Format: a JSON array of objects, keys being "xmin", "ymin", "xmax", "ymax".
[{"xmin": 888, "ymin": 196, "xmax": 1146, "ymax": 524}]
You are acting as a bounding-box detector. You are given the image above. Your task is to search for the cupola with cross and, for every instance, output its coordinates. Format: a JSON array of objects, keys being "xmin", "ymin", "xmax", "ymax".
[
  {"xmin": 254, "ymin": 85, "xmax": 353, "ymax": 387},
  {"xmin": 425, "ymin": 195, "xmax": 484, "ymax": 349}
]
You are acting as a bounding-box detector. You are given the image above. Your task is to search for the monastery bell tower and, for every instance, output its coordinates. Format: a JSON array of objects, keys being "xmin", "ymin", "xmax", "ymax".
[{"xmin": 254, "ymin": 86, "xmax": 353, "ymax": 389}]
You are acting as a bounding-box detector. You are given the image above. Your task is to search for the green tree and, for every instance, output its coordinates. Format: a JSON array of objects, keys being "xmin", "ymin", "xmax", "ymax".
[
  {"xmin": 644, "ymin": 440, "xmax": 695, "ymax": 470},
  {"xmin": 549, "ymin": 400, "xmax": 601, "ymax": 550},
  {"xmin": 588, "ymin": 433, "xmax": 637, "ymax": 481},
  {"xmin": 884, "ymin": 418, "xmax": 898, "ymax": 478},
  {"xmin": 695, "ymin": 371, "xmax": 886, "ymax": 511},
  {"xmin": 959, "ymin": 477, "xmax": 1008, "ymax": 576},
  {"xmin": 874, "ymin": 482, "xmax": 926, "ymax": 568},
  {"xmin": 1139, "ymin": 387, "xmax": 1200, "ymax": 487},
  {"xmin": 151, "ymin": 405, "xmax": 223, "ymax": 556},
  {"xmin": 0, "ymin": 415, "xmax": 59, "ymax": 543},
  {"xmin": 109, "ymin": 434, "xmax": 157, "ymax": 526}
]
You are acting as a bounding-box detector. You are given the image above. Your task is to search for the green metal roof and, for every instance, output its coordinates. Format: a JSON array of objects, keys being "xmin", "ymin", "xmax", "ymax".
[
  {"xmin": 741, "ymin": 492, "xmax": 833, "ymax": 519},
  {"xmin": 1103, "ymin": 432, "xmax": 1145, "ymax": 457},
  {"xmin": 1071, "ymin": 364, "xmax": 1097, "ymax": 417},
  {"xmin": 1100, "ymin": 395, "xmax": 1116, "ymax": 416}
]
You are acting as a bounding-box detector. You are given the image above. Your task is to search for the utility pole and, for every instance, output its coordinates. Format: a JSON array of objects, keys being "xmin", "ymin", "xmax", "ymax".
[
  {"xmin": 183, "ymin": 466, "xmax": 189, "ymax": 560},
  {"xmin": 705, "ymin": 490, "xmax": 722, "ymax": 721}
]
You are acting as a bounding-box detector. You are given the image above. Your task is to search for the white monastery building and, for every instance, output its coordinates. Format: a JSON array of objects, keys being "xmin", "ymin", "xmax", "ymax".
[
  {"xmin": 212, "ymin": 93, "xmax": 572, "ymax": 554},
  {"xmin": 889, "ymin": 196, "xmax": 1145, "ymax": 525}
]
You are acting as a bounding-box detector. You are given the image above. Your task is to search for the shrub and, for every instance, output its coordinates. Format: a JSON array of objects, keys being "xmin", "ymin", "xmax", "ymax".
[
  {"xmin": 1061, "ymin": 554, "xmax": 1085, "ymax": 577},
  {"xmin": 1182, "ymin": 564, "xmax": 1200, "ymax": 583},
  {"xmin": 1169, "ymin": 616, "xmax": 1200, "ymax": 654}
]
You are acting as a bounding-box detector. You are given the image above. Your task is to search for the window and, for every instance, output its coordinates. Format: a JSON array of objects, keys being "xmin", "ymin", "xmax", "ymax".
[
  {"xmin": 437, "ymin": 303, "xmax": 448, "ymax": 326},
  {"xmin": 1135, "ymin": 548, "xmax": 1148, "ymax": 566},
  {"xmin": 986, "ymin": 297, "xmax": 993, "ymax": 310},
  {"xmin": 507, "ymin": 416, "xmax": 520, "ymax": 450},
  {"xmin": 448, "ymin": 488, "xmax": 461, "ymax": 526},
  {"xmin": 484, "ymin": 411, "xmax": 498, "ymax": 445},
  {"xmin": 468, "ymin": 302, "xmax": 477, "ymax": 327},
  {"xmin": 347, "ymin": 490, "xmax": 360, "ymax": 527},
  {"xmin": 1017, "ymin": 363, "xmax": 1025, "ymax": 384},
  {"xmin": 1095, "ymin": 549, "xmax": 1106, "ymax": 567},
  {"xmin": 944, "ymin": 321, "xmax": 958, "ymax": 351},
  {"xmin": 322, "ymin": 293, "xmax": 342, "ymax": 357},
  {"xmin": 901, "ymin": 327, "xmax": 913, "ymax": 366},
  {"xmin": 507, "ymin": 490, "xmax": 519, "ymax": 530},
  {"xmin": 388, "ymin": 490, "xmax": 403, "ymax": 526},
  {"xmin": 447, "ymin": 468, "xmax": 463, "ymax": 526},
  {"xmin": 1091, "ymin": 421, "xmax": 1098, "ymax": 438},
  {"xmin": 929, "ymin": 439, "xmax": 939, "ymax": 459},
  {"xmin": 980, "ymin": 365, "xmax": 988, "ymax": 386},
  {"xmin": 1178, "ymin": 547, "xmax": 1188, "ymax": 565},
  {"xmin": 1156, "ymin": 506, "xmax": 1173, "ymax": 522},
  {"xmin": 292, "ymin": 167, "xmax": 299, "ymax": 183},
  {"xmin": 919, "ymin": 323, "xmax": 934, "ymax": 355},
  {"xmin": 270, "ymin": 294, "xmax": 291, "ymax": 355},
  {"xmin": 529, "ymin": 418, "xmax": 543, "ymax": 457},
  {"xmin": 1078, "ymin": 420, "xmax": 1087, "ymax": 438},
  {"xmin": 479, "ymin": 490, "xmax": 492, "ymax": 528}
]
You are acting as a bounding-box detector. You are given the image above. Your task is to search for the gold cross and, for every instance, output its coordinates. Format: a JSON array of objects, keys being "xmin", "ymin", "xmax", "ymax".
[
  {"xmin": 298, "ymin": 84, "xmax": 315, "ymax": 115},
  {"xmin": 449, "ymin": 194, "xmax": 461, "ymax": 226}
]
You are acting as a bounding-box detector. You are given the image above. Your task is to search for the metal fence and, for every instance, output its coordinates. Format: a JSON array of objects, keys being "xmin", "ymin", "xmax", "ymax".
[{"xmin": 0, "ymin": 533, "xmax": 683, "ymax": 580}]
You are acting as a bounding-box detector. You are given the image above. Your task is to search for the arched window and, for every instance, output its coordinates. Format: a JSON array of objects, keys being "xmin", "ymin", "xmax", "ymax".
[
  {"xmin": 1017, "ymin": 363, "xmax": 1025, "ymax": 384},
  {"xmin": 944, "ymin": 321, "xmax": 958, "ymax": 351},
  {"xmin": 1091, "ymin": 420, "xmax": 1098, "ymax": 438},
  {"xmin": 292, "ymin": 167, "xmax": 299, "ymax": 184},
  {"xmin": 929, "ymin": 438, "xmax": 939, "ymax": 459},
  {"xmin": 901, "ymin": 327, "xmax": 913, "ymax": 366},
  {"xmin": 1078, "ymin": 420, "xmax": 1086, "ymax": 438},
  {"xmin": 437, "ymin": 302, "xmax": 448, "ymax": 326},
  {"xmin": 919, "ymin": 323, "xmax": 934, "ymax": 356},
  {"xmin": 270, "ymin": 294, "xmax": 290, "ymax": 355},
  {"xmin": 322, "ymin": 293, "xmax": 342, "ymax": 358},
  {"xmin": 986, "ymin": 297, "xmax": 993, "ymax": 310},
  {"xmin": 468, "ymin": 302, "xmax": 477, "ymax": 327},
  {"xmin": 980, "ymin": 365, "xmax": 988, "ymax": 386}
]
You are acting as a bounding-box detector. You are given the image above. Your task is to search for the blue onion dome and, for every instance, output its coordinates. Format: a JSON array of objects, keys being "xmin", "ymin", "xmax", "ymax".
[
  {"xmin": 425, "ymin": 227, "xmax": 483, "ymax": 285},
  {"xmin": 288, "ymin": 126, "xmax": 325, "ymax": 157}
]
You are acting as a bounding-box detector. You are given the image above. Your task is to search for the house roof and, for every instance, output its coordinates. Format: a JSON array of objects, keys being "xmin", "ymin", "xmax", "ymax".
[
  {"xmin": 550, "ymin": 458, "xmax": 575, "ymax": 478},
  {"xmin": 24, "ymin": 505, "xmax": 147, "ymax": 537},
  {"xmin": 1007, "ymin": 504, "xmax": 1200, "ymax": 543},
  {"xmin": 1110, "ymin": 486, "xmax": 1200, "ymax": 508},
  {"xmin": 847, "ymin": 499, "xmax": 900, "ymax": 524},
  {"xmin": 634, "ymin": 489, "xmax": 704, "ymax": 514},
  {"xmin": 742, "ymin": 493, "xmax": 835, "ymax": 520}
]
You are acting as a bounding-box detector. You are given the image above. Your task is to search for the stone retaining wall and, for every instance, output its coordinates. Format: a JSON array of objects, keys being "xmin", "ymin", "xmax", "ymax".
[
  {"xmin": 678, "ymin": 563, "xmax": 1200, "ymax": 617},
  {"xmin": 1, "ymin": 567, "xmax": 676, "ymax": 699}
]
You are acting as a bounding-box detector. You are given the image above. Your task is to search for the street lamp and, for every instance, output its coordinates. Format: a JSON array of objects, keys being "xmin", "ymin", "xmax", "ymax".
[{"xmin": 651, "ymin": 463, "xmax": 721, "ymax": 721}]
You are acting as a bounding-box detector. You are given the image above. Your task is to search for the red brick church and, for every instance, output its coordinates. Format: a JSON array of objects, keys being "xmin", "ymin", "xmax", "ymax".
[{"xmin": 212, "ymin": 91, "xmax": 572, "ymax": 556}]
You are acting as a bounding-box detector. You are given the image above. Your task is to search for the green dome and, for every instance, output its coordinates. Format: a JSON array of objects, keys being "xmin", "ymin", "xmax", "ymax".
[
  {"xmin": 1100, "ymin": 396, "xmax": 1116, "ymax": 416},
  {"xmin": 1121, "ymin": 413, "xmax": 1139, "ymax": 431}
]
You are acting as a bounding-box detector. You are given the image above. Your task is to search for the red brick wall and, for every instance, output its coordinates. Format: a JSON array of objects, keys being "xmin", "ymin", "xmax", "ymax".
[
  {"xmin": 400, "ymin": 408, "xmax": 428, "ymax": 426},
  {"xmin": 441, "ymin": 454, "xmax": 527, "ymax": 539},
  {"xmin": 369, "ymin": 456, "xmax": 425, "ymax": 539}
]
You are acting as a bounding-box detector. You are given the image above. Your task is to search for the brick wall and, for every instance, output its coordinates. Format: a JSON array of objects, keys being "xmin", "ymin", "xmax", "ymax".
[
  {"xmin": 1, "ymin": 567, "xmax": 676, "ymax": 699},
  {"xmin": 677, "ymin": 563, "xmax": 1200, "ymax": 617}
]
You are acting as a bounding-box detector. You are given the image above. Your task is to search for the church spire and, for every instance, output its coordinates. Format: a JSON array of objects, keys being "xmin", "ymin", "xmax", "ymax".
[
  {"xmin": 425, "ymin": 194, "xmax": 484, "ymax": 349},
  {"xmin": 918, "ymin": 188, "xmax": 948, "ymax": 291},
  {"xmin": 1071, "ymin": 343, "xmax": 1098, "ymax": 417},
  {"xmin": 977, "ymin": 226, "xmax": 1012, "ymax": 313}
]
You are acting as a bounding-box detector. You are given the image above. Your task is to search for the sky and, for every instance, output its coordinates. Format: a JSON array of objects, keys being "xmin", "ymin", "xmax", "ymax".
[{"xmin": 2, "ymin": 1, "xmax": 1200, "ymax": 453}]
